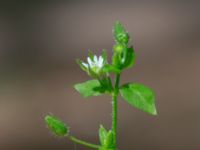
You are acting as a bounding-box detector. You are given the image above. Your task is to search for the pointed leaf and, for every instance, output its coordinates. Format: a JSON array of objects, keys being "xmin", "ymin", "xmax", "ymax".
[
  {"xmin": 120, "ymin": 83, "xmax": 157, "ymax": 115},
  {"xmin": 74, "ymin": 80, "xmax": 105, "ymax": 98}
]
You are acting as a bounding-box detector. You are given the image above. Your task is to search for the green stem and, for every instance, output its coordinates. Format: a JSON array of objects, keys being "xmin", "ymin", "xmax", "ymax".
[
  {"xmin": 112, "ymin": 73, "xmax": 121, "ymax": 149},
  {"xmin": 115, "ymin": 74, "xmax": 121, "ymax": 89},
  {"xmin": 69, "ymin": 136, "xmax": 100, "ymax": 149}
]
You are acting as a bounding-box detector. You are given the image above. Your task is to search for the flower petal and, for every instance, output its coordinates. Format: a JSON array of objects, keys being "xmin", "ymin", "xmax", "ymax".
[
  {"xmin": 94, "ymin": 55, "xmax": 98, "ymax": 63},
  {"xmin": 87, "ymin": 57, "xmax": 93, "ymax": 66},
  {"xmin": 98, "ymin": 56, "xmax": 104, "ymax": 67}
]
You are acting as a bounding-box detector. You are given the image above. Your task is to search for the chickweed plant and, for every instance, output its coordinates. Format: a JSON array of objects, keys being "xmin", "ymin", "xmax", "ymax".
[{"xmin": 45, "ymin": 21, "xmax": 157, "ymax": 150}]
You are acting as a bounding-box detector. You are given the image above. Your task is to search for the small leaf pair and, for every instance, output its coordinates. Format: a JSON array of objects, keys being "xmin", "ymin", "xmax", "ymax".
[
  {"xmin": 74, "ymin": 81, "xmax": 157, "ymax": 115},
  {"xmin": 99, "ymin": 125, "xmax": 114, "ymax": 150}
]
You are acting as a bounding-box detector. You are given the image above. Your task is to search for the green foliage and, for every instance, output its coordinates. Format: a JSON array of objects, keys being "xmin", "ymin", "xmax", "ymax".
[
  {"xmin": 45, "ymin": 21, "xmax": 157, "ymax": 150},
  {"xmin": 104, "ymin": 131, "xmax": 114, "ymax": 148},
  {"xmin": 45, "ymin": 115, "xmax": 69, "ymax": 136},
  {"xmin": 102, "ymin": 64, "xmax": 121, "ymax": 74},
  {"xmin": 99, "ymin": 125, "xmax": 108, "ymax": 146},
  {"xmin": 99, "ymin": 125, "xmax": 114, "ymax": 149},
  {"xmin": 112, "ymin": 22, "xmax": 135, "ymax": 71},
  {"xmin": 121, "ymin": 47, "xmax": 135, "ymax": 69},
  {"xmin": 120, "ymin": 83, "xmax": 157, "ymax": 115},
  {"xmin": 74, "ymin": 80, "xmax": 105, "ymax": 98}
]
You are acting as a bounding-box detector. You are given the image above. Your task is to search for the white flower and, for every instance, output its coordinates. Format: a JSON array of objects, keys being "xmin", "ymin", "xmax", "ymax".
[{"xmin": 82, "ymin": 55, "xmax": 104, "ymax": 74}]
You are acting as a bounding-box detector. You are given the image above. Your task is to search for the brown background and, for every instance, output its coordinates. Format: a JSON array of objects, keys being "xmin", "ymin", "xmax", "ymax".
[{"xmin": 0, "ymin": 1, "xmax": 200, "ymax": 150}]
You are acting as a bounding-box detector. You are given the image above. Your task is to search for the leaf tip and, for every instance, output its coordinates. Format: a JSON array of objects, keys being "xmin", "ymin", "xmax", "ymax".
[{"xmin": 152, "ymin": 107, "xmax": 158, "ymax": 115}]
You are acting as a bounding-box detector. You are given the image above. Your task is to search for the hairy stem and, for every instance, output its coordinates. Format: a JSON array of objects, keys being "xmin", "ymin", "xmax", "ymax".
[
  {"xmin": 69, "ymin": 136, "xmax": 100, "ymax": 149},
  {"xmin": 112, "ymin": 73, "xmax": 121, "ymax": 149}
]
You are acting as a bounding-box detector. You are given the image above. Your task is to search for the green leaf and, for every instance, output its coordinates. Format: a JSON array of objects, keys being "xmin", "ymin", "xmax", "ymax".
[
  {"xmin": 99, "ymin": 125, "xmax": 108, "ymax": 146},
  {"xmin": 104, "ymin": 130, "xmax": 114, "ymax": 148},
  {"xmin": 113, "ymin": 21, "xmax": 129, "ymax": 44},
  {"xmin": 45, "ymin": 115, "xmax": 69, "ymax": 136},
  {"xmin": 120, "ymin": 83, "xmax": 157, "ymax": 115},
  {"xmin": 98, "ymin": 125, "xmax": 114, "ymax": 149},
  {"xmin": 74, "ymin": 80, "xmax": 105, "ymax": 98}
]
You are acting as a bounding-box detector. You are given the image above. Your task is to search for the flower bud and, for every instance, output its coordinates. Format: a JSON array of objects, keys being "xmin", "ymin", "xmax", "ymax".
[
  {"xmin": 113, "ymin": 21, "xmax": 129, "ymax": 44},
  {"xmin": 45, "ymin": 115, "xmax": 69, "ymax": 136}
]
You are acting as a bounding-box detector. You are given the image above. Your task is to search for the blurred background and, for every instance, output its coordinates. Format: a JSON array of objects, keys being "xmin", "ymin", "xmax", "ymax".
[{"xmin": 0, "ymin": 0, "xmax": 200, "ymax": 150}]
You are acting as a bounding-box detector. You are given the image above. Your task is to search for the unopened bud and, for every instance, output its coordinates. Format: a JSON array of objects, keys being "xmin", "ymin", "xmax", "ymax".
[{"xmin": 45, "ymin": 115, "xmax": 69, "ymax": 136}]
